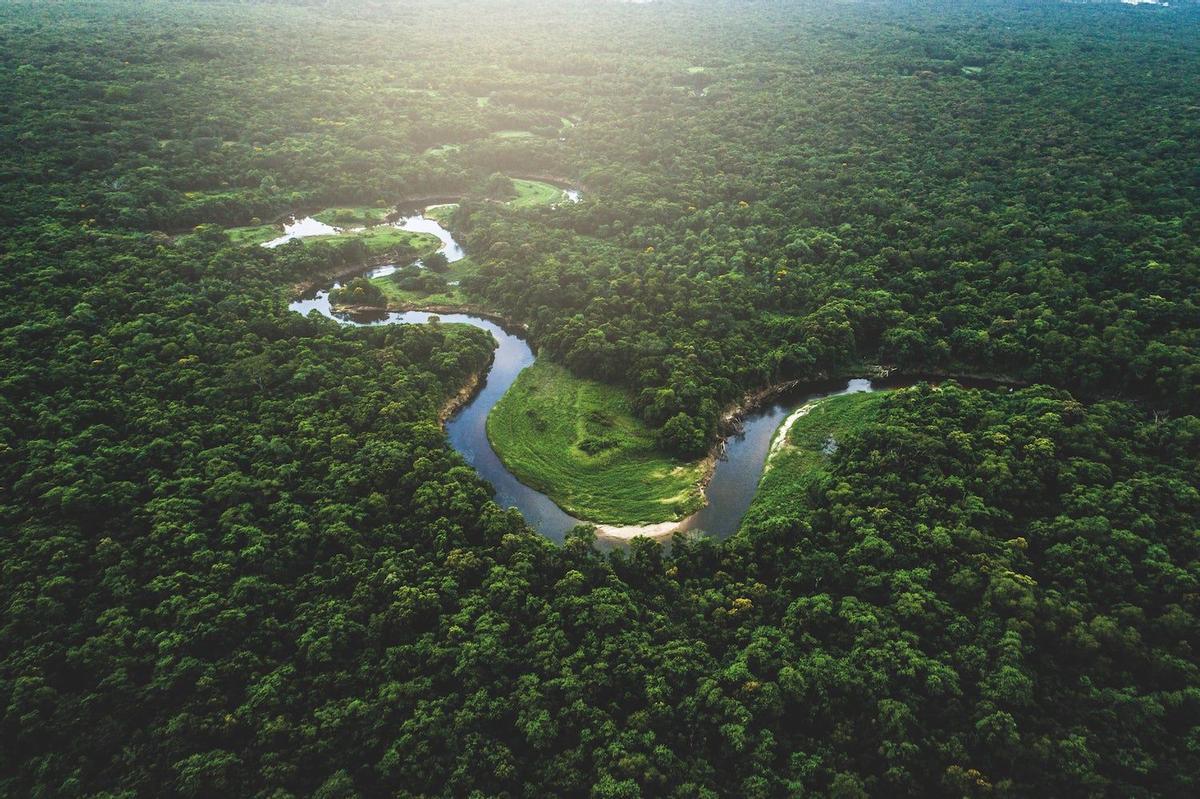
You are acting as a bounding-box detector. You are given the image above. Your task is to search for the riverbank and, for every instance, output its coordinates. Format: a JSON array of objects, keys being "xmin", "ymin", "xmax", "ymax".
[
  {"xmin": 328, "ymin": 300, "xmax": 529, "ymax": 334},
  {"xmin": 744, "ymin": 391, "xmax": 890, "ymax": 532},
  {"xmin": 718, "ymin": 365, "xmax": 893, "ymax": 436},
  {"xmin": 766, "ymin": 390, "xmax": 886, "ymax": 473},
  {"xmin": 440, "ymin": 356, "xmax": 493, "ymax": 424}
]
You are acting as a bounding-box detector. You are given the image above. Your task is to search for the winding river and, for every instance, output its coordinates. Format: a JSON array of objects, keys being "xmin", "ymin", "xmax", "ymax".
[{"xmin": 286, "ymin": 205, "xmax": 889, "ymax": 543}]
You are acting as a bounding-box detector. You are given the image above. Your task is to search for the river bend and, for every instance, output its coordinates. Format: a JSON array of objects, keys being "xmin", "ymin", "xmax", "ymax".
[{"xmin": 285, "ymin": 206, "xmax": 887, "ymax": 542}]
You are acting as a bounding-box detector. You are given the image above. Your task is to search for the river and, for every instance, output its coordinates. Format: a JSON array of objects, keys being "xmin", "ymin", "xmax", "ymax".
[{"xmin": 285, "ymin": 205, "xmax": 892, "ymax": 543}]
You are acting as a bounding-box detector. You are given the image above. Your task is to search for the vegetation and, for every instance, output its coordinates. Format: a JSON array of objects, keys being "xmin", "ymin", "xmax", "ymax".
[
  {"xmin": 487, "ymin": 360, "xmax": 707, "ymax": 524},
  {"xmin": 312, "ymin": 207, "xmax": 391, "ymax": 226},
  {"xmin": 763, "ymin": 389, "xmax": 888, "ymax": 484},
  {"xmin": 226, "ymin": 217, "xmax": 438, "ymax": 257},
  {"xmin": 425, "ymin": 143, "xmax": 462, "ymax": 157},
  {"xmin": 373, "ymin": 256, "xmax": 480, "ymax": 307},
  {"xmin": 387, "ymin": 264, "xmax": 448, "ymax": 297},
  {"xmin": 298, "ymin": 225, "xmax": 440, "ymax": 257},
  {"xmin": 423, "ymin": 203, "xmax": 459, "ymax": 225},
  {"xmin": 423, "ymin": 252, "xmax": 450, "ymax": 272},
  {"xmin": 329, "ymin": 276, "xmax": 387, "ymax": 308},
  {"xmin": 507, "ymin": 178, "xmax": 570, "ymax": 209},
  {"xmin": 737, "ymin": 382, "xmax": 1200, "ymax": 797},
  {"xmin": 225, "ymin": 223, "xmax": 281, "ymax": 246},
  {"xmin": 1, "ymin": 0, "xmax": 1197, "ymax": 797}
]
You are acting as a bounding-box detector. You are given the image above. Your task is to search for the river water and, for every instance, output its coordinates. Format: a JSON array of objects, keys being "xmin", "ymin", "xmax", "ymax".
[{"xmin": 285, "ymin": 205, "xmax": 889, "ymax": 543}]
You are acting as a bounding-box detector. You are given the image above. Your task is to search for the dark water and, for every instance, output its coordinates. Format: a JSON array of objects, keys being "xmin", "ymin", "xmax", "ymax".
[
  {"xmin": 287, "ymin": 205, "xmax": 895, "ymax": 543},
  {"xmin": 675, "ymin": 379, "xmax": 874, "ymax": 537}
]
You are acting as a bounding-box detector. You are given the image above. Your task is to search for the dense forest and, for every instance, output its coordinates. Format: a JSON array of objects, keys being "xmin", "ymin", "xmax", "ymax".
[{"xmin": 2, "ymin": 0, "xmax": 1198, "ymax": 796}]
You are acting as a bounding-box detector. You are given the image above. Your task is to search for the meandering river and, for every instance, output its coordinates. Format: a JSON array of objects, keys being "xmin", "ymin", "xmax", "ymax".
[{"xmin": 286, "ymin": 205, "xmax": 891, "ymax": 543}]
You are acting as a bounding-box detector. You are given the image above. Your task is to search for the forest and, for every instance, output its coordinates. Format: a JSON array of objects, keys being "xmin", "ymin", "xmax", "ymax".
[{"xmin": 1, "ymin": 0, "xmax": 1198, "ymax": 796}]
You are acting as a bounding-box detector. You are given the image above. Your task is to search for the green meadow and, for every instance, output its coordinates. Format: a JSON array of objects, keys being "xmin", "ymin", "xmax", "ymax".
[
  {"xmin": 226, "ymin": 217, "xmax": 438, "ymax": 256},
  {"xmin": 225, "ymin": 223, "xmax": 280, "ymax": 246},
  {"xmin": 486, "ymin": 360, "xmax": 707, "ymax": 525},
  {"xmin": 423, "ymin": 203, "xmax": 459, "ymax": 225},
  {"xmin": 304, "ymin": 226, "xmax": 439, "ymax": 255},
  {"xmin": 312, "ymin": 206, "xmax": 391, "ymax": 226},
  {"xmin": 770, "ymin": 390, "xmax": 887, "ymax": 479},
  {"xmin": 507, "ymin": 179, "xmax": 569, "ymax": 208}
]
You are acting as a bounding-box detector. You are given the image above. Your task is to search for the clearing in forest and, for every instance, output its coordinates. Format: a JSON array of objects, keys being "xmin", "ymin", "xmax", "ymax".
[{"xmin": 487, "ymin": 360, "xmax": 707, "ymax": 525}]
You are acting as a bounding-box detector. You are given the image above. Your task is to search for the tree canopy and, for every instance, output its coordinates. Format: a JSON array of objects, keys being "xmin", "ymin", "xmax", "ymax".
[{"xmin": 1, "ymin": 0, "xmax": 1197, "ymax": 796}]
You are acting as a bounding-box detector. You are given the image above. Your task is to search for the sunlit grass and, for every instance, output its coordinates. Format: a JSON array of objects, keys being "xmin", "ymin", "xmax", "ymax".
[
  {"xmin": 226, "ymin": 224, "xmax": 279, "ymax": 246},
  {"xmin": 487, "ymin": 360, "xmax": 707, "ymax": 524},
  {"xmin": 754, "ymin": 391, "xmax": 887, "ymax": 500},
  {"xmin": 305, "ymin": 226, "xmax": 438, "ymax": 255},
  {"xmin": 312, "ymin": 207, "xmax": 391, "ymax": 226},
  {"xmin": 507, "ymin": 179, "xmax": 568, "ymax": 208}
]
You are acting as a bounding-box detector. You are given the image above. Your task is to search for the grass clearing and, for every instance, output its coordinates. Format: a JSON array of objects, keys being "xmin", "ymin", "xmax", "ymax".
[
  {"xmin": 507, "ymin": 179, "xmax": 568, "ymax": 208},
  {"xmin": 305, "ymin": 226, "xmax": 439, "ymax": 255},
  {"xmin": 779, "ymin": 391, "xmax": 886, "ymax": 475},
  {"xmin": 493, "ymin": 129, "xmax": 535, "ymax": 139},
  {"xmin": 312, "ymin": 207, "xmax": 391, "ymax": 226},
  {"xmin": 226, "ymin": 224, "xmax": 279, "ymax": 246},
  {"xmin": 487, "ymin": 360, "xmax": 707, "ymax": 524}
]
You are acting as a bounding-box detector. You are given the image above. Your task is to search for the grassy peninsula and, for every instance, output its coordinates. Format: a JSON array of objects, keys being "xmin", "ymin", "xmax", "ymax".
[{"xmin": 487, "ymin": 360, "xmax": 707, "ymax": 525}]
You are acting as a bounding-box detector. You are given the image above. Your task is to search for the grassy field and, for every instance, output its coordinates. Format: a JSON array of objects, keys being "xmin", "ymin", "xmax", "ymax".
[
  {"xmin": 507, "ymin": 179, "xmax": 568, "ymax": 208},
  {"xmin": 493, "ymin": 129, "xmax": 535, "ymax": 139},
  {"xmin": 487, "ymin": 360, "xmax": 708, "ymax": 524},
  {"xmin": 225, "ymin": 224, "xmax": 279, "ymax": 246},
  {"xmin": 312, "ymin": 207, "xmax": 391, "ymax": 226},
  {"xmin": 307, "ymin": 226, "xmax": 439, "ymax": 255},
  {"xmin": 226, "ymin": 209, "xmax": 436, "ymax": 253},
  {"xmin": 371, "ymin": 256, "xmax": 478, "ymax": 306}
]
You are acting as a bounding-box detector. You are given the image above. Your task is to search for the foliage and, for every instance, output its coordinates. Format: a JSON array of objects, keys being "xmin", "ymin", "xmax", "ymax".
[
  {"xmin": 1, "ymin": 1, "xmax": 1198, "ymax": 797},
  {"xmin": 506, "ymin": 178, "xmax": 570, "ymax": 209},
  {"xmin": 374, "ymin": 257, "xmax": 479, "ymax": 307},
  {"xmin": 226, "ymin": 223, "xmax": 282, "ymax": 247},
  {"xmin": 763, "ymin": 390, "xmax": 887, "ymax": 485},
  {"xmin": 487, "ymin": 360, "xmax": 707, "ymax": 524},
  {"xmin": 312, "ymin": 207, "xmax": 391, "ymax": 226},
  {"xmin": 329, "ymin": 276, "xmax": 387, "ymax": 307},
  {"xmin": 301, "ymin": 226, "xmax": 439, "ymax": 258},
  {"xmin": 738, "ymin": 383, "xmax": 1200, "ymax": 797},
  {"xmin": 423, "ymin": 251, "xmax": 450, "ymax": 272},
  {"xmin": 389, "ymin": 265, "xmax": 448, "ymax": 296}
]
